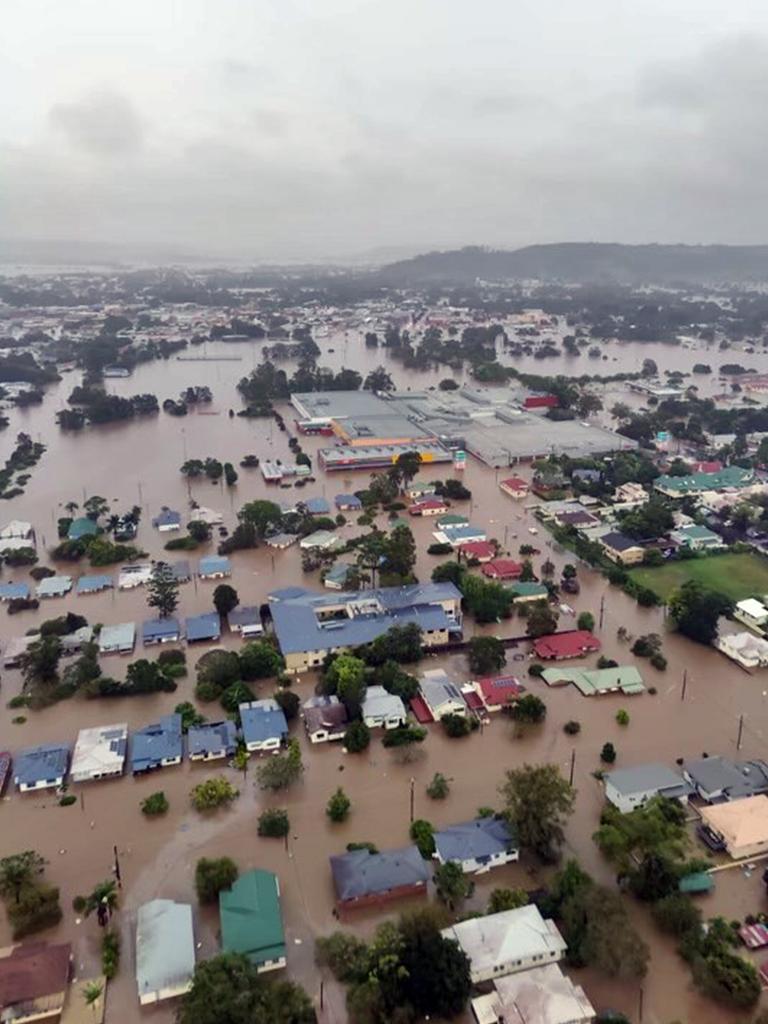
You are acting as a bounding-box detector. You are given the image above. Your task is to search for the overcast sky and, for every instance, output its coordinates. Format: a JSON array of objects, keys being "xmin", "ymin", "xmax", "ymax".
[{"xmin": 3, "ymin": 0, "xmax": 768, "ymax": 261}]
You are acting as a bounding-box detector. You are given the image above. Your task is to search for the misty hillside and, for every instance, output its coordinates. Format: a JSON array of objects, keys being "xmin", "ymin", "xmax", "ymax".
[{"xmin": 375, "ymin": 243, "xmax": 768, "ymax": 286}]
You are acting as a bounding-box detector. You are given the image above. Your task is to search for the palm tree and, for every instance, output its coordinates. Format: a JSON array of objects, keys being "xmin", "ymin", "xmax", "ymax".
[
  {"xmin": 82, "ymin": 981, "xmax": 103, "ymax": 1016},
  {"xmin": 64, "ymin": 501, "xmax": 79, "ymax": 516},
  {"xmin": 85, "ymin": 879, "xmax": 119, "ymax": 927}
]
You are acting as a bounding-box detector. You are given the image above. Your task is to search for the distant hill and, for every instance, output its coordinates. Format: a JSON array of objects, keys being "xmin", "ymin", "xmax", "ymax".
[{"xmin": 375, "ymin": 243, "xmax": 768, "ymax": 286}]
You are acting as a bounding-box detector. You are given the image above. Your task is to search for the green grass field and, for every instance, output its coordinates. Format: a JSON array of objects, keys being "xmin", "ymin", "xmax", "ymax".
[{"xmin": 630, "ymin": 552, "xmax": 768, "ymax": 602}]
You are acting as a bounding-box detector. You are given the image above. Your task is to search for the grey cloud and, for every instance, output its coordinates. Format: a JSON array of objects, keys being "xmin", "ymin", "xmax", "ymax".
[{"xmin": 49, "ymin": 91, "xmax": 144, "ymax": 157}]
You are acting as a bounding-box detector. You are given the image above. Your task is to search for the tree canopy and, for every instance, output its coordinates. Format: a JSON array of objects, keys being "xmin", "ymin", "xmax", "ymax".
[{"xmin": 499, "ymin": 763, "xmax": 574, "ymax": 861}]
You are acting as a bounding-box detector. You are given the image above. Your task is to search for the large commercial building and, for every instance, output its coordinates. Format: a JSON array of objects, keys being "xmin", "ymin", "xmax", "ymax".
[
  {"xmin": 294, "ymin": 386, "xmax": 634, "ymax": 471},
  {"xmin": 268, "ymin": 583, "xmax": 462, "ymax": 673}
]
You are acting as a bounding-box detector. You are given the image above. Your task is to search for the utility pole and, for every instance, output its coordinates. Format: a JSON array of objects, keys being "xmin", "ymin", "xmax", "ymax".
[
  {"xmin": 113, "ymin": 845, "xmax": 122, "ymax": 889},
  {"xmin": 569, "ymin": 748, "xmax": 576, "ymax": 787},
  {"xmin": 409, "ymin": 777, "xmax": 415, "ymax": 824},
  {"xmin": 737, "ymin": 714, "xmax": 745, "ymax": 751},
  {"xmin": 598, "ymin": 594, "xmax": 605, "ymax": 630},
  {"xmin": 681, "ymin": 669, "xmax": 688, "ymax": 701}
]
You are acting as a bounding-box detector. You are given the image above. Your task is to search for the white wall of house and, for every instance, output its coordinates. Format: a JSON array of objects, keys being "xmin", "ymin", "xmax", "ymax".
[{"xmin": 245, "ymin": 737, "xmax": 282, "ymax": 753}]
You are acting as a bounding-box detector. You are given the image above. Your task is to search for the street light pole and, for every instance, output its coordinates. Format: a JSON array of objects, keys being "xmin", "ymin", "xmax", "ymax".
[{"xmin": 409, "ymin": 777, "xmax": 415, "ymax": 823}]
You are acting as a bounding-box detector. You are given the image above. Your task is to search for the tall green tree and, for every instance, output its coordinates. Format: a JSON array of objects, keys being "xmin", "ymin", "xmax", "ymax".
[
  {"xmin": 0, "ymin": 852, "xmax": 46, "ymax": 903},
  {"xmin": 499, "ymin": 763, "xmax": 575, "ymax": 861},
  {"xmin": 146, "ymin": 561, "xmax": 179, "ymax": 618},
  {"xmin": 21, "ymin": 635, "xmax": 61, "ymax": 688},
  {"xmin": 433, "ymin": 862, "xmax": 474, "ymax": 911},
  {"xmin": 467, "ymin": 635, "xmax": 506, "ymax": 675},
  {"xmin": 669, "ymin": 580, "xmax": 733, "ymax": 645},
  {"xmin": 237, "ymin": 500, "xmax": 283, "ymax": 538},
  {"xmin": 526, "ymin": 603, "xmax": 559, "ymax": 638},
  {"xmin": 213, "ymin": 584, "xmax": 239, "ymax": 618}
]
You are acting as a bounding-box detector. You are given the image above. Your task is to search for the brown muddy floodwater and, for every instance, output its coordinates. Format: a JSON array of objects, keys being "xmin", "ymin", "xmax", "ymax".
[{"xmin": 1, "ymin": 332, "xmax": 768, "ymax": 1023}]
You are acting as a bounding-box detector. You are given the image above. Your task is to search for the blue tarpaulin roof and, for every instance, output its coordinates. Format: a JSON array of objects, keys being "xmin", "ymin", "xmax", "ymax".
[{"xmin": 0, "ymin": 582, "xmax": 30, "ymax": 600}]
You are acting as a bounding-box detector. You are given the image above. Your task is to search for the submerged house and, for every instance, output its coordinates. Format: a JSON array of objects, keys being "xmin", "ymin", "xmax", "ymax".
[
  {"xmin": 14, "ymin": 744, "xmax": 69, "ymax": 792},
  {"xmin": 187, "ymin": 721, "xmax": 238, "ymax": 762},
  {"xmin": 71, "ymin": 724, "xmax": 128, "ymax": 783},
  {"xmin": 303, "ymin": 696, "xmax": 349, "ymax": 744},
  {"xmin": 434, "ymin": 817, "xmax": 519, "ymax": 874},
  {"xmin": 330, "ymin": 845, "xmax": 429, "ymax": 911},
  {"xmin": 136, "ymin": 899, "xmax": 195, "ymax": 1005},
  {"xmin": 220, "ymin": 870, "xmax": 286, "ymax": 973},
  {"xmin": 0, "ymin": 942, "xmax": 72, "ymax": 1023},
  {"xmin": 239, "ymin": 700, "xmax": 288, "ymax": 753},
  {"xmin": 131, "ymin": 714, "xmax": 183, "ymax": 775}
]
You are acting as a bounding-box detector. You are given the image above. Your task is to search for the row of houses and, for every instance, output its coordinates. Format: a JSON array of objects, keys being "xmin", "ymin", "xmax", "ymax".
[{"xmin": 8, "ymin": 699, "xmax": 290, "ymax": 791}]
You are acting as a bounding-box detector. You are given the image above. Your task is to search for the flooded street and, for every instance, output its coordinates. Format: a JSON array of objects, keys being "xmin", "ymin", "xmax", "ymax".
[{"xmin": 2, "ymin": 334, "xmax": 768, "ymax": 1023}]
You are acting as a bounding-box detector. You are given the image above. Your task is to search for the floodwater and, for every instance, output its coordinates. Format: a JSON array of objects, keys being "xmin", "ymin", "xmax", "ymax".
[{"xmin": 1, "ymin": 332, "xmax": 768, "ymax": 1023}]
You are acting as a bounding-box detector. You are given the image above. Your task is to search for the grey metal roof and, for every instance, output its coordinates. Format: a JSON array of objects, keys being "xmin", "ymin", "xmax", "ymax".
[
  {"xmin": 227, "ymin": 605, "xmax": 261, "ymax": 628},
  {"xmin": 240, "ymin": 700, "xmax": 288, "ymax": 745},
  {"xmin": 434, "ymin": 818, "xmax": 517, "ymax": 863},
  {"xmin": 171, "ymin": 560, "xmax": 191, "ymax": 581},
  {"xmin": 152, "ymin": 509, "xmax": 181, "ymax": 528},
  {"xmin": 187, "ymin": 720, "xmax": 237, "ymax": 758},
  {"xmin": 198, "ymin": 556, "xmax": 231, "ymax": 576},
  {"xmin": 330, "ymin": 845, "xmax": 429, "ymax": 901},
  {"xmin": 142, "ymin": 617, "xmax": 181, "ymax": 642},
  {"xmin": 36, "ymin": 575, "xmax": 73, "ymax": 597},
  {"xmin": 99, "ymin": 622, "xmax": 135, "ymax": 651},
  {"xmin": 135, "ymin": 899, "xmax": 195, "ymax": 999},
  {"xmin": 606, "ymin": 763, "xmax": 691, "ymax": 797},
  {"xmin": 76, "ymin": 574, "xmax": 113, "ymax": 594},
  {"xmin": 684, "ymin": 756, "xmax": 768, "ymax": 799},
  {"xmin": 14, "ymin": 744, "xmax": 69, "ymax": 785},
  {"xmin": 131, "ymin": 714, "xmax": 183, "ymax": 773},
  {"xmin": 268, "ymin": 582, "xmax": 460, "ymax": 656},
  {"xmin": 185, "ymin": 613, "xmax": 221, "ymax": 642}
]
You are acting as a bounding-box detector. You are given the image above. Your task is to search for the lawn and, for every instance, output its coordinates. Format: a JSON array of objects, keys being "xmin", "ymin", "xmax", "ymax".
[{"xmin": 630, "ymin": 552, "xmax": 768, "ymax": 603}]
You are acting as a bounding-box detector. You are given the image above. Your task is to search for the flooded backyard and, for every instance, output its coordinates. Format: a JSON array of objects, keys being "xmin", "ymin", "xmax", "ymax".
[{"xmin": 1, "ymin": 333, "xmax": 768, "ymax": 1022}]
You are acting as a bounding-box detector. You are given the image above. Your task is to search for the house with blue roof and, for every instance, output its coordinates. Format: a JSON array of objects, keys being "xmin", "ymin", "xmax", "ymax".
[
  {"xmin": 323, "ymin": 562, "xmax": 354, "ymax": 590},
  {"xmin": 142, "ymin": 617, "xmax": 182, "ymax": 646},
  {"xmin": 152, "ymin": 508, "xmax": 181, "ymax": 532},
  {"xmin": 188, "ymin": 720, "xmax": 238, "ymax": 762},
  {"xmin": 198, "ymin": 556, "xmax": 231, "ymax": 579},
  {"xmin": 76, "ymin": 574, "xmax": 113, "ymax": 596},
  {"xmin": 434, "ymin": 817, "xmax": 519, "ymax": 874},
  {"xmin": 14, "ymin": 744, "xmax": 69, "ymax": 792},
  {"xmin": 239, "ymin": 700, "xmax": 288, "ymax": 753},
  {"xmin": 68, "ymin": 517, "xmax": 99, "ymax": 541},
  {"xmin": 335, "ymin": 493, "xmax": 362, "ymax": 511},
  {"xmin": 131, "ymin": 714, "xmax": 183, "ymax": 775},
  {"xmin": 185, "ymin": 613, "xmax": 221, "ymax": 643},
  {"xmin": 268, "ymin": 582, "xmax": 462, "ymax": 673},
  {"xmin": 228, "ymin": 605, "xmax": 263, "ymax": 638},
  {"xmin": 0, "ymin": 581, "xmax": 30, "ymax": 602},
  {"xmin": 304, "ymin": 497, "xmax": 330, "ymax": 515}
]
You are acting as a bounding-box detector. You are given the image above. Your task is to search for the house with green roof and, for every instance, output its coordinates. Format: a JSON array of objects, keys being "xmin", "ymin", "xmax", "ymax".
[
  {"xmin": 541, "ymin": 665, "xmax": 645, "ymax": 697},
  {"xmin": 219, "ymin": 870, "xmax": 286, "ymax": 973},
  {"xmin": 506, "ymin": 581, "xmax": 549, "ymax": 604},
  {"xmin": 655, "ymin": 466, "xmax": 753, "ymax": 498},
  {"xmin": 67, "ymin": 516, "xmax": 99, "ymax": 541},
  {"xmin": 670, "ymin": 523, "xmax": 724, "ymax": 551}
]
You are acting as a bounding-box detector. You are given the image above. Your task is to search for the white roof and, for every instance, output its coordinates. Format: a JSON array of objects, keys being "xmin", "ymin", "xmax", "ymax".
[
  {"xmin": 189, "ymin": 506, "xmax": 223, "ymax": 525},
  {"xmin": 71, "ymin": 723, "xmax": 127, "ymax": 778},
  {"xmin": 737, "ymin": 598, "xmax": 768, "ymax": 620},
  {"xmin": 0, "ymin": 520, "xmax": 32, "ymax": 539},
  {"xmin": 719, "ymin": 631, "xmax": 768, "ymax": 657},
  {"xmin": 99, "ymin": 622, "xmax": 136, "ymax": 650},
  {"xmin": 118, "ymin": 563, "xmax": 153, "ymax": 587},
  {"xmin": 472, "ymin": 964, "xmax": 595, "ymax": 1024},
  {"xmin": 136, "ymin": 899, "xmax": 195, "ymax": 999},
  {"xmin": 442, "ymin": 905, "xmax": 566, "ymax": 976},
  {"xmin": 362, "ymin": 684, "xmax": 406, "ymax": 719}
]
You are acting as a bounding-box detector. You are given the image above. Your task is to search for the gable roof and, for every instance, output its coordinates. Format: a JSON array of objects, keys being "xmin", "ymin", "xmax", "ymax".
[
  {"xmin": 330, "ymin": 845, "xmax": 429, "ymax": 901},
  {"xmin": 601, "ymin": 531, "xmax": 643, "ymax": 551},
  {"xmin": 220, "ymin": 870, "xmax": 285, "ymax": 964},
  {"xmin": 0, "ymin": 942, "xmax": 71, "ymax": 1007},
  {"xmin": 442, "ymin": 905, "xmax": 567, "ymax": 975},
  {"xmin": 239, "ymin": 700, "xmax": 288, "ymax": 745},
  {"xmin": 185, "ymin": 613, "xmax": 221, "ymax": 642},
  {"xmin": 187, "ymin": 720, "xmax": 238, "ymax": 757},
  {"xmin": 142, "ymin": 617, "xmax": 181, "ymax": 642},
  {"xmin": 304, "ymin": 701, "xmax": 349, "ymax": 735},
  {"xmin": 605, "ymin": 762, "xmax": 690, "ymax": 797},
  {"xmin": 533, "ymin": 630, "xmax": 600, "ymax": 659},
  {"xmin": 76, "ymin": 574, "xmax": 113, "ymax": 594},
  {"xmin": 131, "ymin": 714, "xmax": 183, "ymax": 772},
  {"xmin": 434, "ymin": 817, "xmax": 517, "ymax": 863},
  {"xmin": 14, "ymin": 745, "xmax": 69, "ymax": 785},
  {"xmin": 701, "ymin": 794, "xmax": 768, "ymax": 848}
]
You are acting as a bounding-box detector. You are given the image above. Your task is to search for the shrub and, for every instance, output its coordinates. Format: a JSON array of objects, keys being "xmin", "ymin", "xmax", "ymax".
[
  {"xmin": 577, "ymin": 611, "xmax": 595, "ymax": 632},
  {"xmin": 72, "ymin": 895, "xmax": 86, "ymax": 913},
  {"xmin": 441, "ymin": 713, "xmax": 472, "ymax": 738},
  {"xmin": 600, "ymin": 742, "xmax": 617, "ymax": 764},
  {"xmin": 427, "ymin": 542, "xmax": 453, "ymax": 555},
  {"xmin": 477, "ymin": 806, "xmax": 495, "ymax": 818},
  {"xmin": 8, "ymin": 883, "xmax": 62, "ymax": 938},
  {"xmin": 410, "ymin": 818, "xmax": 435, "ymax": 858},
  {"xmin": 257, "ymin": 808, "xmax": 290, "ymax": 838},
  {"xmin": 563, "ymin": 720, "xmax": 581, "ymax": 736},
  {"xmin": 510, "ymin": 693, "xmax": 547, "ymax": 724},
  {"xmin": 273, "ymin": 688, "xmax": 300, "ymax": 720},
  {"xmin": 101, "ymin": 929, "xmax": 120, "ymax": 980},
  {"xmin": 615, "ymin": 709, "xmax": 630, "ymax": 726},
  {"xmin": 426, "ymin": 772, "xmax": 450, "ymax": 799},
  {"xmin": 343, "ymin": 720, "xmax": 370, "ymax": 753},
  {"xmin": 141, "ymin": 792, "xmax": 169, "ymax": 817},
  {"xmin": 382, "ymin": 725, "xmax": 427, "ymax": 748},
  {"xmin": 528, "ymin": 662, "xmax": 544, "ymax": 677},
  {"xmin": 195, "ymin": 857, "xmax": 238, "ymax": 902},
  {"xmin": 190, "ymin": 777, "xmax": 238, "ymax": 811},
  {"xmin": 6, "ymin": 695, "xmax": 28, "ymax": 709},
  {"xmin": 59, "ymin": 795, "xmax": 77, "ymax": 807},
  {"xmin": 346, "ymin": 841, "xmax": 378, "ymax": 853},
  {"xmin": 326, "ymin": 787, "xmax": 351, "ymax": 822},
  {"xmin": 650, "ymin": 652, "xmax": 668, "ymax": 671},
  {"xmin": 596, "ymin": 655, "xmax": 618, "ymax": 669},
  {"xmin": 220, "ymin": 680, "xmax": 255, "ymax": 714}
]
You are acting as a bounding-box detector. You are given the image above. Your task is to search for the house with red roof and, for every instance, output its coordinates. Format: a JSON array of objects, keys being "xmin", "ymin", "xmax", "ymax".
[
  {"xmin": 475, "ymin": 675, "xmax": 525, "ymax": 712},
  {"xmin": 499, "ymin": 477, "xmax": 529, "ymax": 500},
  {"xmin": 0, "ymin": 942, "xmax": 72, "ymax": 1022},
  {"xmin": 408, "ymin": 497, "xmax": 449, "ymax": 517},
  {"xmin": 460, "ymin": 540, "xmax": 496, "ymax": 563},
  {"xmin": 482, "ymin": 559, "xmax": 523, "ymax": 581},
  {"xmin": 523, "ymin": 394, "xmax": 559, "ymax": 410},
  {"xmin": 533, "ymin": 630, "xmax": 601, "ymax": 661}
]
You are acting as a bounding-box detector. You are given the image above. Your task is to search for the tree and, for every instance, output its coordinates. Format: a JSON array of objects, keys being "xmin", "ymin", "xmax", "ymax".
[
  {"xmin": 577, "ymin": 611, "xmax": 595, "ymax": 632},
  {"xmin": 363, "ymin": 366, "xmax": 394, "ymax": 392},
  {"xmin": 191, "ymin": 777, "xmax": 239, "ymax": 811},
  {"xmin": 177, "ymin": 953, "xmax": 315, "ymax": 1024},
  {"xmin": 141, "ymin": 792, "xmax": 169, "ymax": 817},
  {"xmin": 239, "ymin": 641, "xmax": 283, "ymax": 681},
  {"xmin": 257, "ymin": 809, "xmax": 290, "ymax": 838},
  {"xmin": 562, "ymin": 884, "xmax": 649, "ymax": 978},
  {"xmin": 467, "ymin": 635, "xmax": 506, "ymax": 675},
  {"xmin": 0, "ymin": 852, "xmax": 46, "ymax": 904},
  {"xmin": 410, "ymin": 819, "xmax": 435, "ymax": 858},
  {"xmin": 85, "ymin": 880, "xmax": 118, "ymax": 927},
  {"xmin": 146, "ymin": 561, "xmax": 179, "ymax": 618},
  {"xmin": 434, "ymin": 861, "xmax": 473, "ymax": 911},
  {"xmin": 344, "ymin": 720, "xmax": 370, "ymax": 753},
  {"xmin": 237, "ymin": 499, "xmax": 283, "ymax": 538},
  {"xmin": 426, "ymin": 772, "xmax": 450, "ymax": 799},
  {"xmin": 519, "ymin": 559, "xmax": 536, "ymax": 582},
  {"xmin": 669, "ymin": 580, "xmax": 733, "ymax": 645},
  {"xmin": 195, "ymin": 650, "xmax": 241, "ymax": 694},
  {"xmin": 397, "ymin": 907, "xmax": 472, "ymax": 1019},
  {"xmin": 652, "ymin": 892, "xmax": 703, "ymax": 938},
  {"xmin": 431, "ymin": 560, "xmax": 465, "ymax": 586},
  {"xmin": 562, "ymin": 563, "xmax": 577, "ymax": 579},
  {"xmin": 364, "ymin": 622, "xmax": 423, "ymax": 664},
  {"xmin": 327, "ymin": 787, "xmax": 351, "ymax": 822},
  {"xmin": 326, "ymin": 654, "xmax": 367, "ymax": 716},
  {"xmin": 175, "ymin": 701, "xmax": 205, "ymax": 732},
  {"xmin": 82, "ymin": 981, "xmax": 103, "ymax": 1017},
  {"xmin": 20, "ymin": 635, "xmax": 61, "ymax": 688},
  {"xmin": 195, "ymin": 857, "xmax": 238, "ymax": 903},
  {"xmin": 390, "ymin": 450, "xmax": 422, "ymax": 491},
  {"xmin": 510, "ymin": 693, "xmax": 547, "ymax": 725},
  {"xmin": 487, "ymin": 887, "xmax": 529, "ymax": 913},
  {"xmin": 442, "ymin": 713, "xmax": 473, "ymax": 737},
  {"xmin": 541, "ymin": 558, "xmax": 556, "ymax": 577},
  {"xmin": 499, "ymin": 763, "xmax": 575, "ymax": 861},
  {"xmin": 83, "ymin": 494, "xmax": 109, "ymax": 520},
  {"xmin": 526, "ymin": 603, "xmax": 559, "ymax": 638},
  {"xmin": 273, "ymin": 688, "xmax": 300, "ymax": 721},
  {"xmin": 256, "ymin": 738, "xmax": 303, "ymax": 791},
  {"xmin": 213, "ymin": 584, "xmax": 239, "ymax": 618},
  {"xmin": 600, "ymin": 742, "xmax": 617, "ymax": 764}
]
